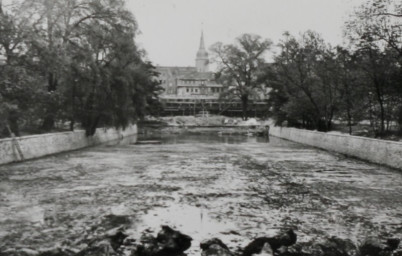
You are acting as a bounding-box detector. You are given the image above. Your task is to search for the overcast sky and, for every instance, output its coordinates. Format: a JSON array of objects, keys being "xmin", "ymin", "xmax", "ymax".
[{"xmin": 126, "ymin": 0, "xmax": 367, "ymax": 67}]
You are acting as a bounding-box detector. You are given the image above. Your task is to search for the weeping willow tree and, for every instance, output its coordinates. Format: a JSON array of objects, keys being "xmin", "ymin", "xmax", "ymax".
[{"xmin": 1, "ymin": 0, "xmax": 161, "ymax": 136}]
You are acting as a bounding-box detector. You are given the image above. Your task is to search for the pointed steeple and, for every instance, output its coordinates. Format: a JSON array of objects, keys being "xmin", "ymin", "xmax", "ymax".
[
  {"xmin": 199, "ymin": 30, "xmax": 205, "ymax": 50},
  {"xmin": 196, "ymin": 30, "xmax": 209, "ymax": 72}
]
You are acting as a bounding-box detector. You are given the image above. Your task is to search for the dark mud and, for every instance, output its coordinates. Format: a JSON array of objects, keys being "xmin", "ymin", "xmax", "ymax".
[{"xmin": 0, "ymin": 133, "xmax": 401, "ymax": 254}]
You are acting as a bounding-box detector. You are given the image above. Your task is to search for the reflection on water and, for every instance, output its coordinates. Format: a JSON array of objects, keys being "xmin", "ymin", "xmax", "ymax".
[
  {"xmin": 98, "ymin": 131, "xmax": 271, "ymax": 146},
  {"xmin": 138, "ymin": 133, "xmax": 271, "ymax": 145},
  {"xmin": 104, "ymin": 133, "xmax": 138, "ymax": 146},
  {"xmin": 139, "ymin": 204, "xmax": 236, "ymax": 238},
  {"xmin": 132, "ymin": 203, "xmax": 239, "ymax": 254}
]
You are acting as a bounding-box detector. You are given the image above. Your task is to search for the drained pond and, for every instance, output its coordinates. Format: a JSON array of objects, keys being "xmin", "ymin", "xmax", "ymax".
[{"xmin": 0, "ymin": 133, "xmax": 401, "ymax": 254}]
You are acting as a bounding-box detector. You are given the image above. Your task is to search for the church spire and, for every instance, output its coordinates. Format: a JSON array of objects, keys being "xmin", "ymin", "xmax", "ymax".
[
  {"xmin": 199, "ymin": 30, "xmax": 205, "ymax": 50},
  {"xmin": 196, "ymin": 30, "xmax": 209, "ymax": 72}
]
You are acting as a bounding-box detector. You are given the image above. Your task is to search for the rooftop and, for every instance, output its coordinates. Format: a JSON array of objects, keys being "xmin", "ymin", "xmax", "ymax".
[{"xmin": 178, "ymin": 71, "xmax": 215, "ymax": 81}]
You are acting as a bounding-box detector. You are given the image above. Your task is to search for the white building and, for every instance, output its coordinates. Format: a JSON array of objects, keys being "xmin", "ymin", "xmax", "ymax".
[{"xmin": 156, "ymin": 32, "xmax": 223, "ymax": 102}]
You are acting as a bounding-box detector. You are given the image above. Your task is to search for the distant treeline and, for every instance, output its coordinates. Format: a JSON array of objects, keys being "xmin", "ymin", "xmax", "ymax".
[
  {"xmin": 264, "ymin": 0, "xmax": 402, "ymax": 135},
  {"xmin": 0, "ymin": 0, "xmax": 162, "ymax": 138},
  {"xmin": 210, "ymin": 0, "xmax": 402, "ymax": 135}
]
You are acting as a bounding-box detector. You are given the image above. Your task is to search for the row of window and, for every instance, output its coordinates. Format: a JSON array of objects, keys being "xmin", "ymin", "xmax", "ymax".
[
  {"xmin": 170, "ymin": 99, "xmax": 221, "ymax": 103},
  {"xmin": 185, "ymin": 88, "xmax": 223, "ymax": 93},
  {"xmin": 159, "ymin": 80, "xmax": 212, "ymax": 86},
  {"xmin": 211, "ymin": 88, "xmax": 222, "ymax": 93},
  {"xmin": 165, "ymin": 88, "xmax": 176, "ymax": 94},
  {"xmin": 186, "ymin": 88, "xmax": 197, "ymax": 93},
  {"xmin": 181, "ymin": 80, "xmax": 208, "ymax": 84},
  {"xmin": 160, "ymin": 80, "xmax": 209, "ymax": 84}
]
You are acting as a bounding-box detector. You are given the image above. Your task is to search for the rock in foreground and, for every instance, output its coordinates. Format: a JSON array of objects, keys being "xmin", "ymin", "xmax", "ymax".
[
  {"xmin": 131, "ymin": 225, "xmax": 192, "ymax": 256},
  {"xmin": 201, "ymin": 238, "xmax": 233, "ymax": 256},
  {"xmin": 242, "ymin": 229, "xmax": 297, "ymax": 256}
]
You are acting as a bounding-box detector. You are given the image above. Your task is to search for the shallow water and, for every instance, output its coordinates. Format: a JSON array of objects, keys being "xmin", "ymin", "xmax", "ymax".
[{"xmin": 0, "ymin": 133, "xmax": 401, "ymax": 253}]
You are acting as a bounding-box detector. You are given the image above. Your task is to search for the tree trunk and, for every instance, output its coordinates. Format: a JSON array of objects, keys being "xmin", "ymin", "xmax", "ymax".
[
  {"xmin": 41, "ymin": 114, "xmax": 55, "ymax": 131},
  {"xmin": 85, "ymin": 115, "xmax": 101, "ymax": 136},
  {"xmin": 70, "ymin": 82, "xmax": 76, "ymax": 131},
  {"xmin": 241, "ymin": 94, "xmax": 248, "ymax": 121},
  {"xmin": 369, "ymin": 48, "xmax": 385, "ymax": 134},
  {"xmin": 41, "ymin": 72, "xmax": 58, "ymax": 131},
  {"xmin": 347, "ymin": 107, "xmax": 352, "ymax": 135},
  {"xmin": 69, "ymin": 120, "xmax": 75, "ymax": 131},
  {"xmin": 8, "ymin": 111, "xmax": 20, "ymax": 137},
  {"xmin": 326, "ymin": 120, "xmax": 332, "ymax": 131},
  {"xmin": 326, "ymin": 108, "xmax": 334, "ymax": 131},
  {"xmin": 376, "ymin": 88, "xmax": 386, "ymax": 134}
]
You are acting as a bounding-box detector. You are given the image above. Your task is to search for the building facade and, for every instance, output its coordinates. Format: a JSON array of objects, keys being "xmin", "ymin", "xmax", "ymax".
[
  {"xmin": 156, "ymin": 32, "xmax": 223, "ymax": 102},
  {"xmin": 155, "ymin": 32, "xmax": 267, "ymax": 116}
]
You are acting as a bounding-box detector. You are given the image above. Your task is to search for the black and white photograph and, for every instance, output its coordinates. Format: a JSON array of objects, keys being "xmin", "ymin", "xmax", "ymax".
[{"xmin": 0, "ymin": 0, "xmax": 401, "ymax": 255}]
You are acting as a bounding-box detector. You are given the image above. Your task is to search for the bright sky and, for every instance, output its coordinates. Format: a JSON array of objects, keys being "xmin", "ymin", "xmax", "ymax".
[{"xmin": 126, "ymin": 0, "xmax": 368, "ymax": 67}]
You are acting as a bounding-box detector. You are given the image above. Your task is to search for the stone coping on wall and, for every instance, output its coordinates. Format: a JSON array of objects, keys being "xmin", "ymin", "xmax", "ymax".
[
  {"xmin": 0, "ymin": 125, "xmax": 137, "ymax": 165},
  {"xmin": 0, "ymin": 130, "xmax": 85, "ymax": 143},
  {"xmin": 270, "ymin": 126, "xmax": 402, "ymax": 170},
  {"xmin": 274, "ymin": 127, "xmax": 402, "ymax": 144}
]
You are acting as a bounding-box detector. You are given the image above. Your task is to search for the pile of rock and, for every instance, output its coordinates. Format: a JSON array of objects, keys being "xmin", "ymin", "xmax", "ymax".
[
  {"xmin": 200, "ymin": 231, "xmax": 401, "ymax": 256},
  {"xmin": 130, "ymin": 225, "xmax": 192, "ymax": 256},
  {"xmin": 1, "ymin": 226, "xmax": 400, "ymax": 256}
]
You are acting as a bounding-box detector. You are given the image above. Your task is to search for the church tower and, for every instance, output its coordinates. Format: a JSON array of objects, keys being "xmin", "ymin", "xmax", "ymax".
[{"xmin": 195, "ymin": 31, "xmax": 209, "ymax": 72}]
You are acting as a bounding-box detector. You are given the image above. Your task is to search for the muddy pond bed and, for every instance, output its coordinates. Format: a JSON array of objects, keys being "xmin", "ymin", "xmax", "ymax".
[{"xmin": 0, "ymin": 133, "xmax": 401, "ymax": 255}]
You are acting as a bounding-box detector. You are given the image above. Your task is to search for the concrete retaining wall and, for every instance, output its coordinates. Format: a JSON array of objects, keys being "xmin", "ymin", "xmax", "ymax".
[
  {"xmin": 270, "ymin": 126, "xmax": 402, "ymax": 170},
  {"xmin": 0, "ymin": 125, "xmax": 137, "ymax": 165}
]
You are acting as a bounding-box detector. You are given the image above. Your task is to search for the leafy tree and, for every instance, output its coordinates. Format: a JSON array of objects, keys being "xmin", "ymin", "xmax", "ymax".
[
  {"xmin": 58, "ymin": 4, "xmax": 144, "ymax": 135},
  {"xmin": 0, "ymin": 64, "xmax": 47, "ymax": 137},
  {"xmin": 1, "ymin": 0, "xmax": 161, "ymax": 137},
  {"xmin": 17, "ymin": 0, "xmax": 140, "ymax": 131},
  {"xmin": 354, "ymin": 46, "xmax": 397, "ymax": 134},
  {"xmin": 346, "ymin": 0, "xmax": 402, "ymax": 57},
  {"xmin": 0, "ymin": 1, "xmax": 46, "ymax": 137},
  {"xmin": 346, "ymin": 0, "xmax": 402, "ymax": 134},
  {"xmin": 210, "ymin": 34, "xmax": 272, "ymax": 120},
  {"xmin": 272, "ymin": 31, "xmax": 341, "ymax": 131},
  {"xmin": 333, "ymin": 47, "xmax": 367, "ymax": 134},
  {"xmin": 130, "ymin": 62, "xmax": 164, "ymax": 120},
  {"xmin": 257, "ymin": 63, "xmax": 289, "ymax": 125}
]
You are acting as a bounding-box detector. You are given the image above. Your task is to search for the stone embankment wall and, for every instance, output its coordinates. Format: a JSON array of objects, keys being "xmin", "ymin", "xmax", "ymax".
[
  {"xmin": 270, "ymin": 126, "xmax": 402, "ymax": 170},
  {"xmin": 0, "ymin": 125, "xmax": 137, "ymax": 165}
]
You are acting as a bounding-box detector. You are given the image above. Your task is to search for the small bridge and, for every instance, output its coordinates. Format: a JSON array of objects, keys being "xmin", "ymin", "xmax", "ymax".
[{"xmin": 160, "ymin": 98, "xmax": 269, "ymax": 117}]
